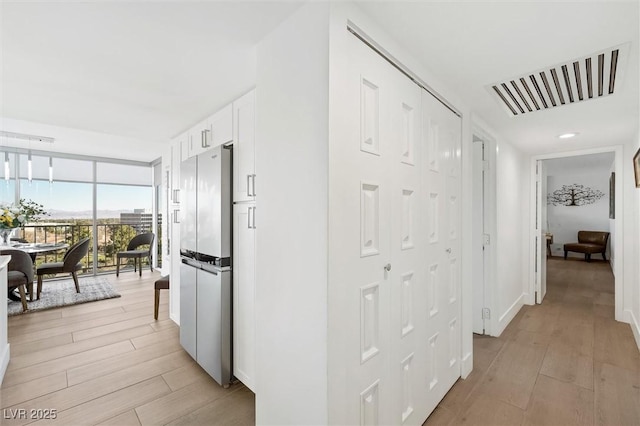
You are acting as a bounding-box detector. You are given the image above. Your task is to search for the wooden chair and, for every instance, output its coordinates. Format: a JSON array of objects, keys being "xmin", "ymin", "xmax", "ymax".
[
  {"xmin": 154, "ymin": 275, "xmax": 170, "ymax": 320},
  {"xmin": 1, "ymin": 249, "xmax": 34, "ymax": 312},
  {"xmin": 116, "ymin": 233, "xmax": 154, "ymax": 277},
  {"xmin": 36, "ymin": 238, "xmax": 90, "ymax": 299}
]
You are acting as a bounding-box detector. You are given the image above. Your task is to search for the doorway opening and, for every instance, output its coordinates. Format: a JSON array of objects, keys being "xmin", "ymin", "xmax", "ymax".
[
  {"xmin": 529, "ymin": 147, "xmax": 622, "ymax": 320},
  {"xmin": 472, "ymin": 128, "xmax": 496, "ymax": 336}
]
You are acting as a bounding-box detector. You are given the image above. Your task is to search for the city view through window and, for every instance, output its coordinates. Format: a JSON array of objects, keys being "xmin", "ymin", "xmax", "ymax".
[{"xmin": 0, "ymin": 154, "xmax": 159, "ymax": 275}]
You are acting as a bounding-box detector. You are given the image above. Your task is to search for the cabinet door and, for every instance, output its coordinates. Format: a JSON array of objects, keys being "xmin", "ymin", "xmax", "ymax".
[
  {"xmin": 208, "ymin": 103, "xmax": 233, "ymax": 148},
  {"xmin": 189, "ymin": 119, "xmax": 209, "ymax": 157},
  {"xmin": 179, "ymin": 131, "xmax": 191, "ymax": 162},
  {"xmin": 233, "ymin": 90, "xmax": 256, "ymax": 202},
  {"xmin": 233, "ymin": 203, "xmax": 256, "ymax": 391},
  {"xmin": 179, "ymin": 262, "xmax": 197, "ymax": 360}
]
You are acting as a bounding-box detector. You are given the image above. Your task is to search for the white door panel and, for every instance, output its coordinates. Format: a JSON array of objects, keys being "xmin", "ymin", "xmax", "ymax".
[{"xmin": 332, "ymin": 34, "xmax": 462, "ymax": 425}]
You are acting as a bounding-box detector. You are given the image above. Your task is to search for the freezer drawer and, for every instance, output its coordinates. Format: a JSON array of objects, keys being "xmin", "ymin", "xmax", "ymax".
[
  {"xmin": 196, "ymin": 268, "xmax": 232, "ymax": 386},
  {"xmin": 179, "ymin": 262, "xmax": 197, "ymax": 360}
]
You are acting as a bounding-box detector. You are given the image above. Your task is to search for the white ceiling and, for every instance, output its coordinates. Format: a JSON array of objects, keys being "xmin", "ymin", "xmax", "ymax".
[
  {"xmin": 1, "ymin": 1, "xmax": 638, "ymax": 160},
  {"xmin": 0, "ymin": 1, "xmax": 301, "ymax": 155},
  {"xmin": 357, "ymin": 1, "xmax": 639, "ymax": 154}
]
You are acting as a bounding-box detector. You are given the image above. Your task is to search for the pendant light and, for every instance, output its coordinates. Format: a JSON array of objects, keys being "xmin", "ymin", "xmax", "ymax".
[
  {"xmin": 27, "ymin": 151, "xmax": 33, "ymax": 183},
  {"xmin": 4, "ymin": 152, "xmax": 9, "ymax": 182},
  {"xmin": 49, "ymin": 156, "xmax": 53, "ymax": 183}
]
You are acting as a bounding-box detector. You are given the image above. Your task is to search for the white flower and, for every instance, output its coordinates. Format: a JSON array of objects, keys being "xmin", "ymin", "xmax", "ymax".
[
  {"xmin": 17, "ymin": 214, "xmax": 26, "ymax": 223},
  {"xmin": 10, "ymin": 207, "xmax": 19, "ymax": 214}
]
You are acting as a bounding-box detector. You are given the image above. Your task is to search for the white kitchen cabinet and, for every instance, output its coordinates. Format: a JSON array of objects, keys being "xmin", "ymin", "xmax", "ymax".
[
  {"xmin": 169, "ymin": 138, "xmax": 182, "ymax": 324},
  {"xmin": 208, "ymin": 103, "xmax": 233, "ymax": 148},
  {"xmin": 233, "ymin": 202, "xmax": 256, "ymax": 391},
  {"xmin": 233, "ymin": 90, "xmax": 256, "ymax": 202},
  {"xmin": 179, "ymin": 131, "xmax": 190, "ymax": 163}
]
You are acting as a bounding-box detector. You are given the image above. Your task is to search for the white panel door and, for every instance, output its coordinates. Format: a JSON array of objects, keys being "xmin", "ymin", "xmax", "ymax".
[
  {"xmin": 337, "ymin": 34, "xmax": 394, "ymax": 426},
  {"xmin": 335, "ymin": 34, "xmax": 462, "ymax": 425},
  {"xmin": 421, "ymin": 89, "xmax": 462, "ymax": 416}
]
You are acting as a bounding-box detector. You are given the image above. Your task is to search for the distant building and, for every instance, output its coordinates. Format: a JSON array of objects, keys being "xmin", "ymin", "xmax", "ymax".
[{"xmin": 120, "ymin": 209, "xmax": 159, "ymax": 233}]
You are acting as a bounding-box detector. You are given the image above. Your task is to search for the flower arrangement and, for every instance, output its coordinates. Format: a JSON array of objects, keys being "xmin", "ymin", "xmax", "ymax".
[{"xmin": 0, "ymin": 199, "xmax": 47, "ymax": 229}]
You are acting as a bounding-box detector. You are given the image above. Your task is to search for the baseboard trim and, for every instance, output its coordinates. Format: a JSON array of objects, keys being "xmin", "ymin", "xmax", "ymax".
[
  {"xmin": 495, "ymin": 294, "xmax": 524, "ymax": 337},
  {"xmin": 169, "ymin": 312, "xmax": 180, "ymax": 326},
  {"xmin": 0, "ymin": 343, "xmax": 10, "ymax": 386},
  {"xmin": 628, "ymin": 310, "xmax": 640, "ymax": 352},
  {"xmin": 461, "ymin": 351, "xmax": 472, "ymax": 379}
]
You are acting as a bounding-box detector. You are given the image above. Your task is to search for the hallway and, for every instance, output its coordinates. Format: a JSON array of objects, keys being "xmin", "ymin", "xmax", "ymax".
[{"xmin": 425, "ymin": 258, "xmax": 640, "ymax": 425}]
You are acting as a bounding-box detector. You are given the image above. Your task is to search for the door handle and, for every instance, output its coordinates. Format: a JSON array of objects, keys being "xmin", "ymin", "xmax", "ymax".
[
  {"xmin": 172, "ymin": 189, "xmax": 180, "ymax": 203},
  {"xmin": 384, "ymin": 263, "xmax": 391, "ymax": 272},
  {"xmin": 247, "ymin": 175, "xmax": 251, "ymax": 197},
  {"xmin": 247, "ymin": 206, "xmax": 252, "ymax": 229},
  {"xmin": 173, "ymin": 209, "xmax": 180, "ymax": 224}
]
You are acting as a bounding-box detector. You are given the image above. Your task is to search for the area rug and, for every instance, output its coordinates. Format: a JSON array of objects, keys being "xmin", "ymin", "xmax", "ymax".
[{"xmin": 7, "ymin": 276, "xmax": 121, "ymax": 316}]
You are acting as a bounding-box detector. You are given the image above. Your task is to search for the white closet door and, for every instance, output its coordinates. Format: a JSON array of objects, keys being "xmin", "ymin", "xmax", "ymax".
[
  {"xmin": 332, "ymin": 33, "xmax": 462, "ymax": 425},
  {"xmin": 421, "ymin": 89, "xmax": 462, "ymax": 416}
]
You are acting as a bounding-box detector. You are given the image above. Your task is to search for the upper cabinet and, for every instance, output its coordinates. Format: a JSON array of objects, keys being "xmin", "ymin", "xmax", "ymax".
[
  {"xmin": 182, "ymin": 104, "xmax": 235, "ymax": 160},
  {"xmin": 233, "ymin": 90, "xmax": 256, "ymax": 202}
]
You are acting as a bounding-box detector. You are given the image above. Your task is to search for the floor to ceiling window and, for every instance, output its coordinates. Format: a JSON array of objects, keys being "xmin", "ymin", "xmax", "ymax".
[{"xmin": 0, "ymin": 149, "xmax": 157, "ymax": 275}]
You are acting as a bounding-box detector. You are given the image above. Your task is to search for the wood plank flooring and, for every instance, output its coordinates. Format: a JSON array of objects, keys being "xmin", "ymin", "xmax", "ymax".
[
  {"xmin": 3, "ymin": 258, "xmax": 639, "ymax": 425},
  {"xmin": 425, "ymin": 258, "xmax": 640, "ymax": 426},
  {"xmin": 1, "ymin": 271, "xmax": 254, "ymax": 426}
]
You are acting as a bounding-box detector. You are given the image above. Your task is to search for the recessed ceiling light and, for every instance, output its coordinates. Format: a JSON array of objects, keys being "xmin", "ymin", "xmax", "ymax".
[{"xmin": 558, "ymin": 133, "xmax": 578, "ymax": 139}]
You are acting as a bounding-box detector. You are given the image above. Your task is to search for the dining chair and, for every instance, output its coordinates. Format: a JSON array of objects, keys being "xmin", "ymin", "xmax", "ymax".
[
  {"xmin": 36, "ymin": 237, "xmax": 90, "ymax": 299},
  {"xmin": 116, "ymin": 232, "xmax": 155, "ymax": 277},
  {"xmin": 1, "ymin": 249, "xmax": 34, "ymax": 311}
]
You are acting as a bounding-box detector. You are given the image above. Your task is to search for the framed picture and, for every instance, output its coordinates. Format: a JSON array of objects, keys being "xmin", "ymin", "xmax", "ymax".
[
  {"xmin": 634, "ymin": 147, "xmax": 640, "ymax": 188},
  {"xmin": 609, "ymin": 172, "xmax": 615, "ymax": 219}
]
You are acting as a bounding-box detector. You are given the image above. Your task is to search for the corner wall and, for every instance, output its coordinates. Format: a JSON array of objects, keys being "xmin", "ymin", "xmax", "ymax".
[
  {"xmin": 254, "ymin": 3, "xmax": 330, "ymax": 424},
  {"xmin": 492, "ymin": 127, "xmax": 527, "ymax": 335}
]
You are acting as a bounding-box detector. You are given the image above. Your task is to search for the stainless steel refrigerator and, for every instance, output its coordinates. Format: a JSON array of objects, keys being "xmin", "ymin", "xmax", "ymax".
[{"xmin": 179, "ymin": 145, "xmax": 232, "ymax": 387}]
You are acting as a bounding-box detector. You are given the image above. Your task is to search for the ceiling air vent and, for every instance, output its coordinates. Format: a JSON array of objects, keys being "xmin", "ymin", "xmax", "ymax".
[{"xmin": 488, "ymin": 43, "xmax": 629, "ymax": 116}]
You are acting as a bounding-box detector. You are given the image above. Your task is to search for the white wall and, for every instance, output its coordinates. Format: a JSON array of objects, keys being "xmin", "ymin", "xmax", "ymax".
[
  {"xmin": 546, "ymin": 171, "xmax": 611, "ymax": 259},
  {"xmin": 494, "ymin": 134, "xmax": 527, "ymax": 335},
  {"xmin": 0, "ymin": 257, "xmax": 9, "ymax": 385},
  {"xmin": 254, "ymin": 3, "xmax": 330, "ymax": 425}
]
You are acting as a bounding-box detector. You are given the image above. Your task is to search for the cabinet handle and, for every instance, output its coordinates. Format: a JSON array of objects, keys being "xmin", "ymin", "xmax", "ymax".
[
  {"xmin": 252, "ymin": 207, "xmax": 257, "ymax": 229},
  {"xmin": 246, "ymin": 175, "xmax": 251, "ymax": 197},
  {"xmin": 172, "ymin": 189, "xmax": 180, "ymax": 203},
  {"xmin": 203, "ymin": 129, "xmax": 211, "ymax": 148},
  {"xmin": 173, "ymin": 209, "xmax": 180, "ymax": 224},
  {"xmin": 251, "ymin": 174, "xmax": 257, "ymax": 196},
  {"xmin": 247, "ymin": 206, "xmax": 252, "ymax": 229}
]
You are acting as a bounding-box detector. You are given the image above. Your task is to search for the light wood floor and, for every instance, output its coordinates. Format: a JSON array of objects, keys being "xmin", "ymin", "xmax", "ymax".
[
  {"xmin": 1, "ymin": 270, "xmax": 254, "ymax": 426},
  {"xmin": 3, "ymin": 259, "xmax": 639, "ymax": 426},
  {"xmin": 425, "ymin": 257, "xmax": 640, "ymax": 426}
]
